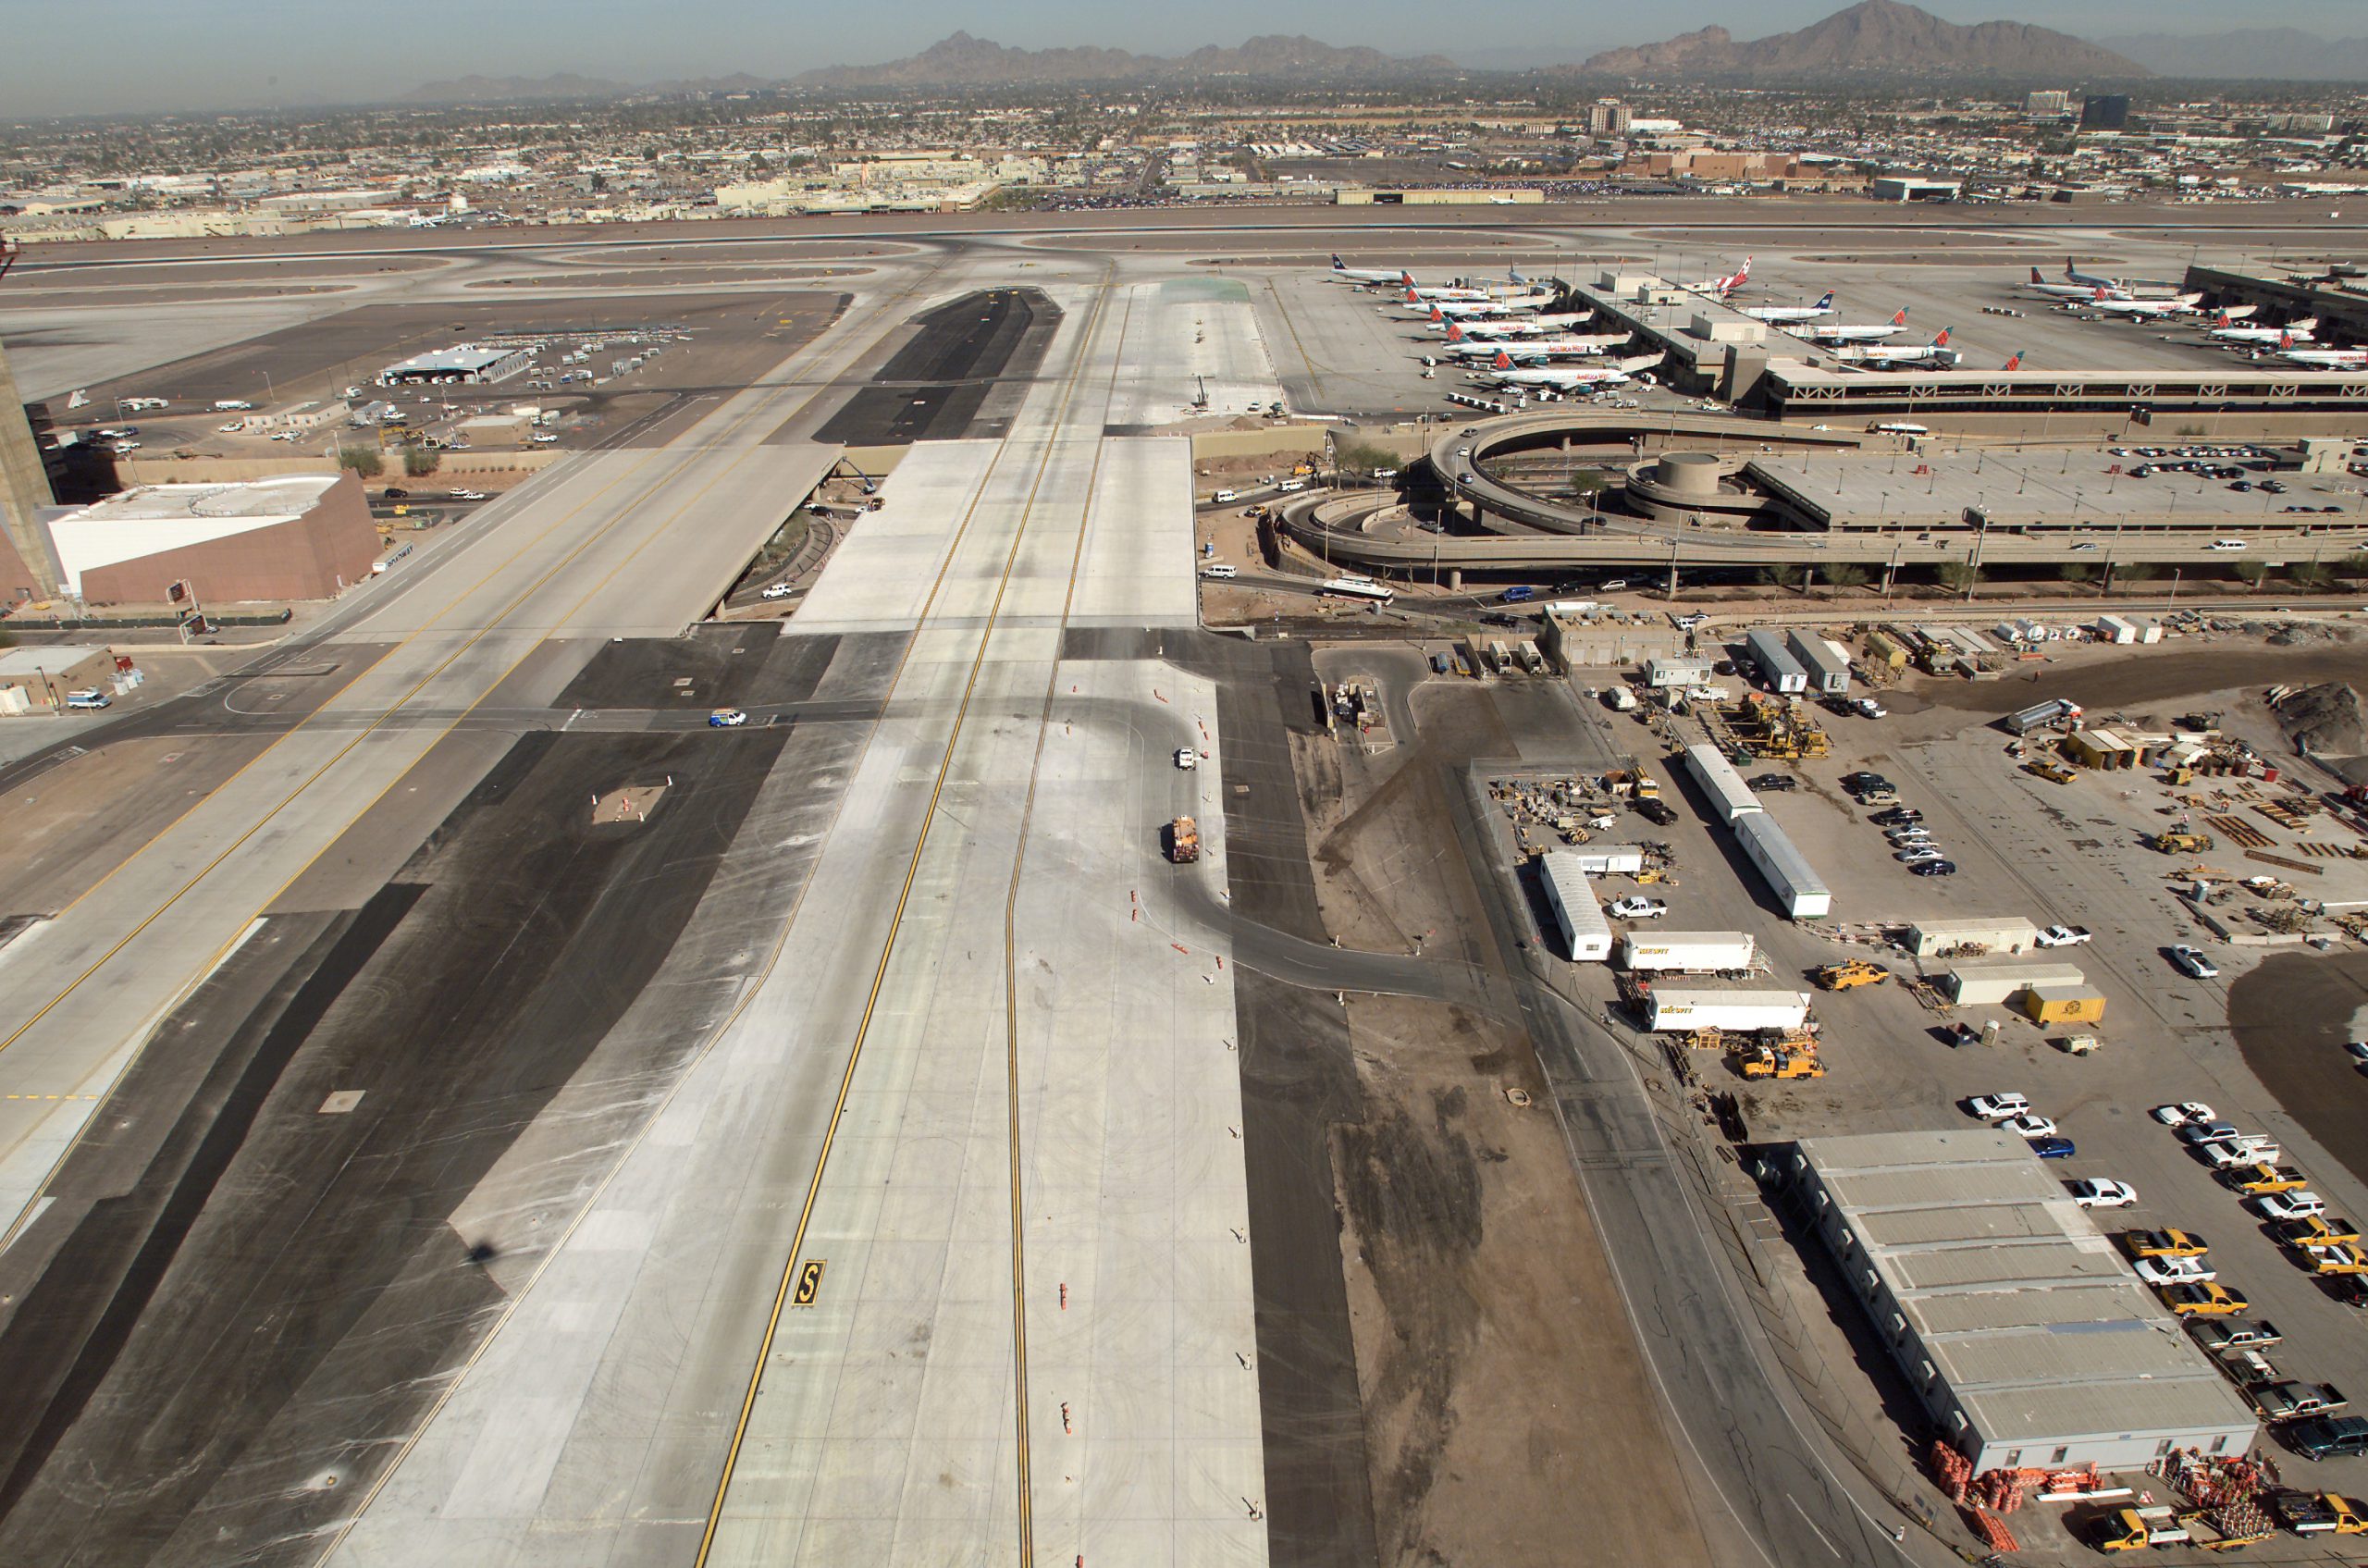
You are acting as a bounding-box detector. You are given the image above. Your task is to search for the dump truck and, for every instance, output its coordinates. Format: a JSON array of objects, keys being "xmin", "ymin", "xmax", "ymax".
[
  {"xmin": 2151, "ymin": 831, "xmax": 2216, "ymax": 854},
  {"xmin": 1167, "ymin": 816, "xmax": 1201, "ymax": 864},
  {"xmin": 1813, "ymin": 960, "xmax": 1890, "ymax": 991}
]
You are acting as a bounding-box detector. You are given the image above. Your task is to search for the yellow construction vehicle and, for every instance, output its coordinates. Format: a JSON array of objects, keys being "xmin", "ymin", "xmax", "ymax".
[
  {"xmin": 2022, "ymin": 759, "xmax": 2078, "ymax": 784},
  {"xmin": 2151, "ymin": 831, "xmax": 2216, "ymax": 854},
  {"xmin": 1734, "ymin": 1043, "xmax": 1824, "ymax": 1080},
  {"xmin": 1813, "ymin": 960, "xmax": 1889, "ymax": 991}
]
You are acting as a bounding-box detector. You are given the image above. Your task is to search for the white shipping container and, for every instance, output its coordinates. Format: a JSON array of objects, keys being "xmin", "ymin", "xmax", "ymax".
[
  {"xmin": 1906, "ymin": 918, "xmax": 2040, "ymax": 958},
  {"xmin": 1945, "ymin": 959, "xmax": 2087, "ymax": 1006},
  {"xmin": 1645, "ymin": 655, "xmax": 1710, "ymax": 689},
  {"xmin": 1566, "ymin": 846, "xmax": 1646, "ymax": 875},
  {"xmin": 1733, "ymin": 812, "xmax": 1832, "ymax": 920},
  {"xmin": 1618, "ymin": 932, "xmax": 1757, "ymax": 972},
  {"xmin": 1683, "ymin": 743, "xmax": 1763, "ymax": 824},
  {"xmin": 1644, "ymin": 987, "xmax": 1811, "ymax": 1033}
]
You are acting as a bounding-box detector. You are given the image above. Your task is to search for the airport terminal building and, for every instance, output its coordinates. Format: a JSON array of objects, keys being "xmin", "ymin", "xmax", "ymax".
[{"xmin": 1787, "ymin": 1130, "xmax": 2257, "ymax": 1475}]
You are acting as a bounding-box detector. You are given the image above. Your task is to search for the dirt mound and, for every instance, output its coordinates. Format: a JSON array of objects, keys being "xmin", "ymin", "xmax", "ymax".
[
  {"xmin": 2253, "ymin": 620, "xmax": 2358, "ymax": 648},
  {"xmin": 2278, "ymin": 681, "xmax": 2368, "ymax": 759}
]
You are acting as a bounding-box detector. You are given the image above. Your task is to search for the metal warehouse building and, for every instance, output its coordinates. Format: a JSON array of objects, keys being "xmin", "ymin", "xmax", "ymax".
[{"xmin": 1787, "ymin": 1130, "xmax": 2258, "ymax": 1475}]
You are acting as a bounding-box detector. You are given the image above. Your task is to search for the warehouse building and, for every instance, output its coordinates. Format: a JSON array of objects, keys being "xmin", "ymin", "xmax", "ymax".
[
  {"xmin": 1905, "ymin": 918, "xmax": 2041, "ymax": 958},
  {"xmin": 1733, "ymin": 811, "xmax": 1832, "ymax": 920},
  {"xmin": 1682, "ymin": 742, "xmax": 1763, "ymax": 824},
  {"xmin": 378, "ymin": 344, "xmax": 535, "ymax": 386},
  {"xmin": 0, "ymin": 645, "xmax": 117, "ymax": 713},
  {"xmin": 1742, "ymin": 628, "xmax": 1807, "ymax": 694},
  {"xmin": 1787, "ymin": 1130, "xmax": 2257, "ymax": 1475},
  {"xmin": 47, "ymin": 474, "xmax": 380, "ymax": 604},
  {"xmin": 1538, "ymin": 850, "xmax": 1612, "ymax": 962}
]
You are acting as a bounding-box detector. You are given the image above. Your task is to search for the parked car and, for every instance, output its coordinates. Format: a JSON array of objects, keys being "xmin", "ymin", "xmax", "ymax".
[
  {"xmin": 2260, "ymin": 1191, "xmax": 2331, "ymax": 1222},
  {"xmin": 2125, "ymin": 1228, "xmax": 2209, "ymax": 1258},
  {"xmin": 1174, "ymin": 747, "xmax": 1198, "ymax": 771},
  {"xmin": 2135, "ymin": 1255, "xmax": 2219, "ymax": 1286},
  {"xmin": 2189, "ymin": 1317, "xmax": 2282, "ymax": 1353},
  {"xmin": 1967, "ymin": 1093, "xmax": 2032, "ymax": 1121},
  {"xmin": 1746, "ymin": 774, "xmax": 1797, "ymax": 792},
  {"xmin": 65, "ymin": 689, "xmax": 111, "ymax": 710},
  {"xmin": 2152, "ymin": 1103, "xmax": 2217, "ymax": 1127},
  {"xmin": 2067, "ymin": 1179, "xmax": 2138, "ymax": 1209},
  {"xmin": 1606, "ymin": 896, "xmax": 1668, "ymax": 920},
  {"xmin": 1910, "ymin": 860, "xmax": 1958, "ymax": 877},
  {"xmin": 2288, "ymin": 1415, "xmax": 2368, "ymax": 1459},
  {"xmin": 2161, "ymin": 1281, "xmax": 2248, "ymax": 1316},
  {"xmin": 2178, "ymin": 1120, "xmax": 2241, "ymax": 1146},
  {"xmin": 2169, "ymin": 945, "xmax": 2221, "ymax": 980},
  {"xmin": 1895, "ymin": 847, "xmax": 1944, "ymax": 864},
  {"xmin": 2030, "ymin": 1136, "xmax": 2078, "ymax": 1160},
  {"xmin": 2000, "ymin": 1114, "xmax": 2059, "ymax": 1139},
  {"xmin": 760, "ymin": 583, "xmax": 795, "ymax": 600}
]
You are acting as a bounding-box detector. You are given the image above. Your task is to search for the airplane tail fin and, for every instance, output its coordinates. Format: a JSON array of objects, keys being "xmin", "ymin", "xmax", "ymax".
[
  {"xmin": 1933, "ymin": 327, "xmax": 1951, "ymax": 348},
  {"xmin": 1891, "ymin": 307, "xmax": 1907, "ymax": 326},
  {"xmin": 1331, "ymin": 254, "xmax": 1346, "ymax": 269},
  {"xmin": 1400, "ymin": 271, "xmax": 1415, "ymax": 286},
  {"xmin": 2031, "ymin": 267, "xmax": 2045, "ymax": 284},
  {"xmin": 1814, "ymin": 290, "xmax": 1834, "ymax": 310},
  {"xmin": 2280, "ymin": 332, "xmax": 2294, "ymax": 350},
  {"xmin": 1509, "ymin": 266, "xmax": 1526, "ymax": 285},
  {"xmin": 1447, "ymin": 322, "xmax": 1463, "ymax": 340},
  {"xmin": 1404, "ymin": 288, "xmax": 1421, "ymax": 302},
  {"xmin": 2002, "ymin": 352, "xmax": 2023, "ymax": 372},
  {"xmin": 1494, "ymin": 350, "xmax": 1514, "ymax": 369}
]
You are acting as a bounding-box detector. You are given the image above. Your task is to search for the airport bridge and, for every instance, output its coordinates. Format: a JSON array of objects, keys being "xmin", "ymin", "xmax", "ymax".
[{"xmin": 1759, "ymin": 362, "xmax": 2368, "ymax": 423}]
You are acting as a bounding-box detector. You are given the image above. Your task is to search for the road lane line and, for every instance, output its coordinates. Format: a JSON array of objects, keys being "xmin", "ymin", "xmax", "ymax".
[{"xmin": 693, "ymin": 267, "xmax": 1118, "ymax": 1568}]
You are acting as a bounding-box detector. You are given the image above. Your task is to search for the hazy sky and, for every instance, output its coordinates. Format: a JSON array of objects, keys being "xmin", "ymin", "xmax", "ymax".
[{"xmin": 4, "ymin": 2, "xmax": 2360, "ymax": 117}]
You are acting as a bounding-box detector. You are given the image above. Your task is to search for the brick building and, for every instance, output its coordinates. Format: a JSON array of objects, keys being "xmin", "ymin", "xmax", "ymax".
[{"xmin": 48, "ymin": 473, "xmax": 381, "ymax": 605}]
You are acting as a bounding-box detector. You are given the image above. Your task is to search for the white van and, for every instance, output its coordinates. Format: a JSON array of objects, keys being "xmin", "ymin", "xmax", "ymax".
[
  {"xmin": 1200, "ymin": 562, "xmax": 1240, "ymax": 580},
  {"xmin": 212, "ymin": 399, "xmax": 253, "ymax": 412},
  {"xmin": 1211, "ymin": 488, "xmax": 1240, "ymax": 503},
  {"xmin": 2209, "ymin": 538, "xmax": 2248, "ymax": 551}
]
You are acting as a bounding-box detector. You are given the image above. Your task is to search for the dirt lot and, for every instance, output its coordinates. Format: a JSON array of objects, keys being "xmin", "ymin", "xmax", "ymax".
[{"xmin": 1291, "ymin": 687, "xmax": 1712, "ymax": 1568}]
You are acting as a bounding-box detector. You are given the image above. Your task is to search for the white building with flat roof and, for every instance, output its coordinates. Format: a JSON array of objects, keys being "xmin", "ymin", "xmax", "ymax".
[{"xmin": 1787, "ymin": 1130, "xmax": 2257, "ymax": 1475}]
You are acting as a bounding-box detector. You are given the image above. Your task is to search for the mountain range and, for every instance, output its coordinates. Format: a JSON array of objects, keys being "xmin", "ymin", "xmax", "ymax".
[
  {"xmin": 1581, "ymin": 1, "xmax": 2143, "ymax": 81},
  {"xmin": 2093, "ymin": 28, "xmax": 2368, "ymax": 82},
  {"xmin": 789, "ymin": 33, "xmax": 1455, "ymax": 89},
  {"xmin": 406, "ymin": 35, "xmax": 1456, "ymax": 103}
]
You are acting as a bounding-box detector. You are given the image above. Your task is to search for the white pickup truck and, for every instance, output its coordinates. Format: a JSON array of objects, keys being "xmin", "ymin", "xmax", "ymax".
[{"xmin": 2036, "ymin": 925, "xmax": 2093, "ymax": 947}]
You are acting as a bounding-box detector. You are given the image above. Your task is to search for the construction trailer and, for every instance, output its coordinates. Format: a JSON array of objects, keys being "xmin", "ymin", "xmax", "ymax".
[
  {"xmin": 1562, "ymin": 845, "xmax": 1646, "ymax": 875},
  {"xmin": 1944, "ymin": 959, "xmax": 2088, "ymax": 1007},
  {"xmin": 1786, "ymin": 630, "xmax": 1853, "ymax": 696},
  {"xmin": 1644, "ymin": 655, "xmax": 1711, "ymax": 689},
  {"xmin": 1538, "ymin": 850, "xmax": 1613, "ymax": 961},
  {"xmin": 1618, "ymin": 932, "xmax": 1758, "ymax": 973},
  {"xmin": 1906, "ymin": 918, "xmax": 2041, "ymax": 958},
  {"xmin": 2018, "ymin": 982, "xmax": 2107, "ymax": 1025},
  {"xmin": 1682, "ymin": 742, "xmax": 1764, "ymax": 825},
  {"xmin": 1743, "ymin": 628, "xmax": 1809, "ymax": 695},
  {"xmin": 1643, "ymin": 986, "xmax": 1811, "ymax": 1033},
  {"xmin": 1733, "ymin": 811, "xmax": 1832, "ymax": 920},
  {"xmin": 1787, "ymin": 1129, "xmax": 2259, "ymax": 1475}
]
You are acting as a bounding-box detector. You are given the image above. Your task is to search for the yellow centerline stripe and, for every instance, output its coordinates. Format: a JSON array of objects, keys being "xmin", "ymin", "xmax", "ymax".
[
  {"xmin": 1002, "ymin": 285, "xmax": 1136, "ymax": 1568},
  {"xmin": 304, "ymin": 258, "xmax": 968, "ymax": 1567},
  {"xmin": 692, "ymin": 267, "xmax": 1117, "ymax": 1568}
]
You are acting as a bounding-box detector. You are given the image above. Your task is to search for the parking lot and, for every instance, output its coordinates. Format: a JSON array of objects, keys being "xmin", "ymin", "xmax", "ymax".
[{"xmin": 1437, "ymin": 615, "xmax": 2368, "ymax": 1558}]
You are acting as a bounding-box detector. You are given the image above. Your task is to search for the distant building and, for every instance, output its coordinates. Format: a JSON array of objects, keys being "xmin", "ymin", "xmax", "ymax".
[
  {"xmin": 1872, "ymin": 175, "xmax": 1963, "ymax": 203},
  {"xmin": 378, "ymin": 345, "xmax": 534, "ymax": 387},
  {"xmin": 2079, "ymin": 95, "xmax": 2130, "ymax": 133},
  {"xmin": 1587, "ymin": 99, "xmax": 1633, "ymax": 138},
  {"xmin": 2025, "ymin": 90, "xmax": 2071, "ymax": 117}
]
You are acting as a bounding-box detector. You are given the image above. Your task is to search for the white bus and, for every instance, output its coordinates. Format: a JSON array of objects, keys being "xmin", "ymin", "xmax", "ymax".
[{"xmin": 1319, "ymin": 575, "xmax": 1395, "ymax": 604}]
